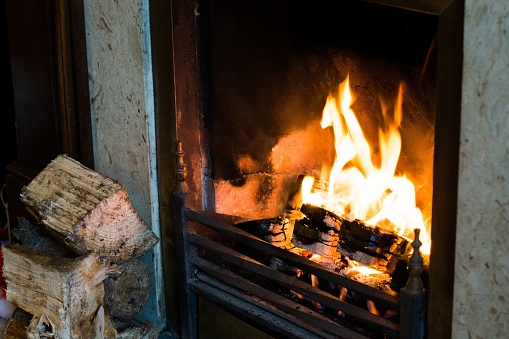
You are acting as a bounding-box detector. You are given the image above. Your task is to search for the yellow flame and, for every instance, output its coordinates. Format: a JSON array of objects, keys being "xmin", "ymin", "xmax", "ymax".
[{"xmin": 302, "ymin": 75, "xmax": 430, "ymax": 254}]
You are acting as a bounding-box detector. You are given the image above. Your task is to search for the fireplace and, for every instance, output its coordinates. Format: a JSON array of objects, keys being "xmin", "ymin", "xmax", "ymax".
[{"xmin": 171, "ymin": 0, "xmax": 463, "ymax": 337}]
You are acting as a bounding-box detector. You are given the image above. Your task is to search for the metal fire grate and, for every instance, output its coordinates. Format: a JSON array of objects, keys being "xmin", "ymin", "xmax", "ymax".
[{"xmin": 173, "ymin": 141, "xmax": 426, "ymax": 339}]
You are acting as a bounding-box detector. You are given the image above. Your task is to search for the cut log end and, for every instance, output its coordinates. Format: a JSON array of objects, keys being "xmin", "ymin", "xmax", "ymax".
[
  {"xmin": 71, "ymin": 186, "xmax": 160, "ymax": 262},
  {"xmin": 104, "ymin": 258, "xmax": 151, "ymax": 320},
  {"xmin": 19, "ymin": 154, "xmax": 159, "ymax": 263}
]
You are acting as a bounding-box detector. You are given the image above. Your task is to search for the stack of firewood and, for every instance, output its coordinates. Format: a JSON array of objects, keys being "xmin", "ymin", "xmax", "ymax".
[{"xmin": 1, "ymin": 155, "xmax": 160, "ymax": 338}]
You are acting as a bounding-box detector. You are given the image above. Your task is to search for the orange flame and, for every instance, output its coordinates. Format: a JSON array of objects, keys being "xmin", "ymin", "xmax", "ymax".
[{"xmin": 302, "ymin": 75, "xmax": 430, "ymax": 254}]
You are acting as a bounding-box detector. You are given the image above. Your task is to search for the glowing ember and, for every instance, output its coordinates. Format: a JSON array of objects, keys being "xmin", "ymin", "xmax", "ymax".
[
  {"xmin": 348, "ymin": 266, "xmax": 383, "ymax": 276},
  {"xmin": 301, "ymin": 75, "xmax": 430, "ymax": 254}
]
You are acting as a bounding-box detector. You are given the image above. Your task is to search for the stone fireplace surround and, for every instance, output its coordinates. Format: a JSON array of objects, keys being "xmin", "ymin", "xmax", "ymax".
[{"xmin": 84, "ymin": 0, "xmax": 509, "ymax": 337}]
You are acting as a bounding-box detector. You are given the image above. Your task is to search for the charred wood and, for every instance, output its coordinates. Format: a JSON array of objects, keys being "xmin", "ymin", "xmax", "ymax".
[
  {"xmin": 294, "ymin": 204, "xmax": 341, "ymax": 257},
  {"xmin": 235, "ymin": 215, "xmax": 294, "ymax": 249},
  {"xmin": 338, "ymin": 219, "xmax": 410, "ymax": 273}
]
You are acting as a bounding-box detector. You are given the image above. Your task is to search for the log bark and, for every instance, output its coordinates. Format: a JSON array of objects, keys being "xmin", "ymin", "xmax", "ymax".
[
  {"xmin": 12, "ymin": 217, "xmax": 77, "ymax": 258},
  {"xmin": 235, "ymin": 215, "xmax": 295, "ymax": 249},
  {"xmin": 2, "ymin": 306, "xmax": 156, "ymax": 339},
  {"xmin": 110, "ymin": 318, "xmax": 158, "ymax": 339},
  {"xmin": 104, "ymin": 258, "xmax": 151, "ymax": 320},
  {"xmin": 3, "ymin": 307, "xmax": 32, "ymax": 339},
  {"xmin": 19, "ymin": 154, "xmax": 159, "ymax": 263},
  {"xmin": 2, "ymin": 244, "xmax": 110, "ymax": 338}
]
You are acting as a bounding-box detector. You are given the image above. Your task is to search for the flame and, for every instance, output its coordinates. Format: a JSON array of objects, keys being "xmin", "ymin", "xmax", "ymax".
[{"xmin": 302, "ymin": 75, "xmax": 430, "ymax": 254}]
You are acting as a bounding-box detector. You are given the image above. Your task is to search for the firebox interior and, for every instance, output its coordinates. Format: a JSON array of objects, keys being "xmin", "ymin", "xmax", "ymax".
[
  {"xmin": 198, "ymin": 0, "xmax": 438, "ymax": 182},
  {"xmin": 173, "ymin": 0, "xmax": 463, "ymax": 337}
]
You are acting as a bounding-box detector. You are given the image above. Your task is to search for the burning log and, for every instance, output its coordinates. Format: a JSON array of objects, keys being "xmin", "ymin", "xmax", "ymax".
[
  {"xmin": 19, "ymin": 154, "xmax": 159, "ymax": 263},
  {"xmin": 234, "ymin": 214, "xmax": 295, "ymax": 249},
  {"xmin": 277, "ymin": 203, "xmax": 402, "ymax": 317},
  {"xmin": 234, "ymin": 214, "xmax": 297, "ymax": 273},
  {"xmin": 293, "ymin": 204, "xmax": 341, "ymax": 258},
  {"xmin": 338, "ymin": 219, "xmax": 410, "ymax": 273},
  {"xmin": 2, "ymin": 245, "xmax": 112, "ymax": 338}
]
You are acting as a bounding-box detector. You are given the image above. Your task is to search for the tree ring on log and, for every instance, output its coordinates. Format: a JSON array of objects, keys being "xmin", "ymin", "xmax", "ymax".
[{"xmin": 104, "ymin": 258, "xmax": 151, "ymax": 320}]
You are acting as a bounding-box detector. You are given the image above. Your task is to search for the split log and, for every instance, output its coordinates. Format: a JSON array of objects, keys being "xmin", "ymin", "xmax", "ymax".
[
  {"xmin": 13, "ymin": 216, "xmax": 152, "ymax": 324},
  {"xmin": 19, "ymin": 154, "xmax": 159, "ymax": 263},
  {"xmin": 2, "ymin": 244, "xmax": 112, "ymax": 338},
  {"xmin": 235, "ymin": 215, "xmax": 295, "ymax": 249},
  {"xmin": 104, "ymin": 258, "xmax": 151, "ymax": 320},
  {"xmin": 338, "ymin": 219, "xmax": 410, "ymax": 273},
  {"xmin": 293, "ymin": 204, "xmax": 341, "ymax": 258}
]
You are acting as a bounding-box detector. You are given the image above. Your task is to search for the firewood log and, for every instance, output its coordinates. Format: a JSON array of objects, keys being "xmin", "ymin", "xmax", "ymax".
[
  {"xmin": 13, "ymin": 215, "xmax": 152, "ymax": 326},
  {"xmin": 19, "ymin": 154, "xmax": 159, "ymax": 263},
  {"xmin": 338, "ymin": 219, "xmax": 410, "ymax": 273},
  {"xmin": 12, "ymin": 217, "xmax": 77, "ymax": 258},
  {"xmin": 110, "ymin": 318, "xmax": 158, "ymax": 339},
  {"xmin": 2, "ymin": 306, "xmax": 155, "ymax": 339},
  {"xmin": 294, "ymin": 204, "xmax": 341, "ymax": 257},
  {"xmin": 2, "ymin": 245, "xmax": 112, "ymax": 338},
  {"xmin": 234, "ymin": 215, "xmax": 295, "ymax": 249},
  {"xmin": 3, "ymin": 307, "xmax": 32, "ymax": 339},
  {"xmin": 104, "ymin": 258, "xmax": 151, "ymax": 320}
]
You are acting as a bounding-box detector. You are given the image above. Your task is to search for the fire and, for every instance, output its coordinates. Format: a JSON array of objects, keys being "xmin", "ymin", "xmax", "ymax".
[{"xmin": 301, "ymin": 75, "xmax": 430, "ymax": 254}]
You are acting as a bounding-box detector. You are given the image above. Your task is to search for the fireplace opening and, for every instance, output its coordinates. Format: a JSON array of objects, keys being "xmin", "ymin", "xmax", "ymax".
[
  {"xmin": 199, "ymin": 0, "xmax": 437, "ymax": 182},
  {"xmin": 198, "ymin": 0, "xmax": 437, "ymax": 236},
  {"xmin": 200, "ymin": 0, "xmax": 436, "ymax": 288},
  {"xmin": 171, "ymin": 0, "xmax": 463, "ymax": 337}
]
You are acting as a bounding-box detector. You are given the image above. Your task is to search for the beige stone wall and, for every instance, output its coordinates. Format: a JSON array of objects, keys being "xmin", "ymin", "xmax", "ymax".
[
  {"xmin": 453, "ymin": 1, "xmax": 509, "ymax": 337},
  {"xmin": 84, "ymin": 0, "xmax": 151, "ymax": 220},
  {"xmin": 83, "ymin": 0, "xmax": 165, "ymax": 329}
]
